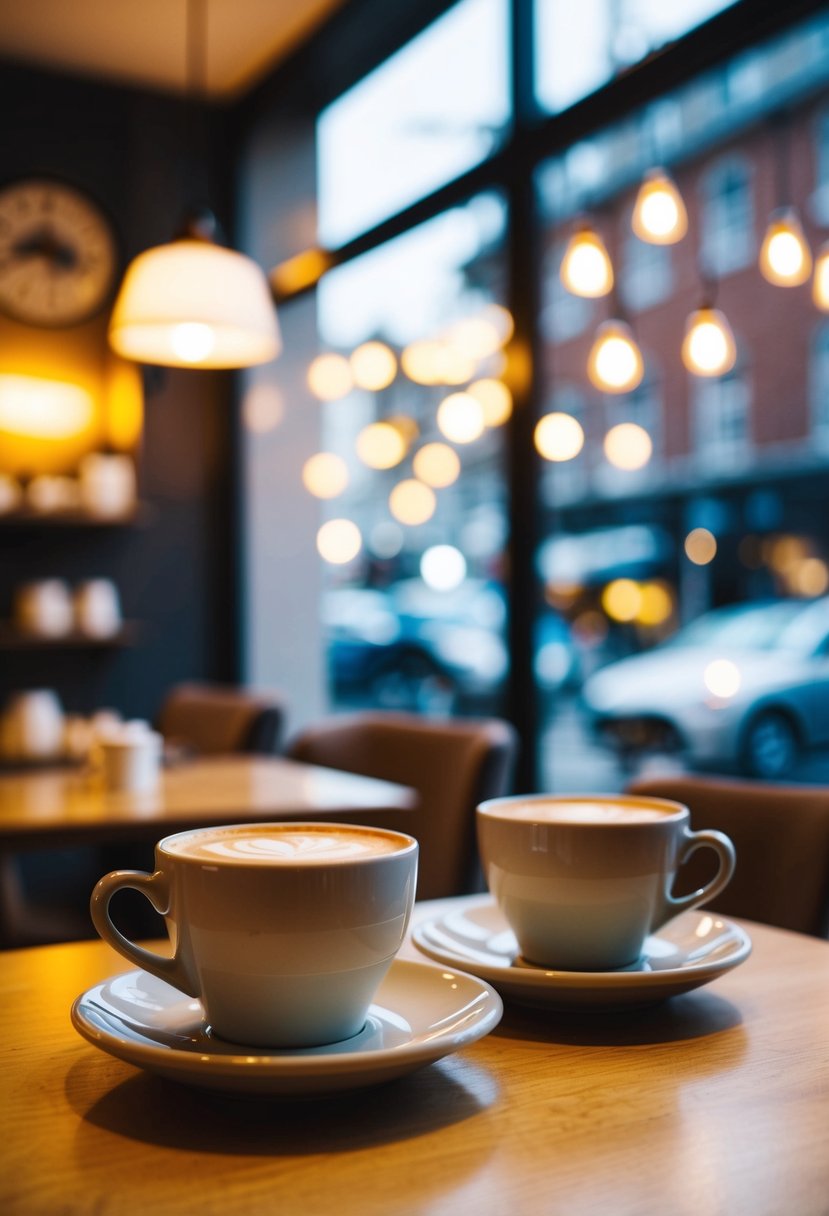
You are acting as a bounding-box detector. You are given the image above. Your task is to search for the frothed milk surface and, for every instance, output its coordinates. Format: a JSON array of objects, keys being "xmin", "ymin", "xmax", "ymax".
[
  {"xmin": 164, "ymin": 824, "xmax": 408, "ymax": 863},
  {"xmin": 482, "ymin": 800, "xmax": 677, "ymax": 825}
]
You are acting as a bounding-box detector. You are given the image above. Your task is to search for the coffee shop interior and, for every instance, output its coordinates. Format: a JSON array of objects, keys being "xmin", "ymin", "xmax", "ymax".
[{"xmin": 2, "ymin": 2, "xmax": 829, "ymax": 1211}]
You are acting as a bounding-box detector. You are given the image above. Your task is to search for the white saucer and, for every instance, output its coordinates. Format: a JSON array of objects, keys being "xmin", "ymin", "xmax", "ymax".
[
  {"xmin": 412, "ymin": 898, "xmax": 751, "ymax": 1010},
  {"xmin": 71, "ymin": 958, "xmax": 503, "ymax": 1096}
]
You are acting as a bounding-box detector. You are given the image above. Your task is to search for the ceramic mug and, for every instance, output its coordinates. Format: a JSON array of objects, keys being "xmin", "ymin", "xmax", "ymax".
[
  {"xmin": 477, "ymin": 794, "xmax": 736, "ymax": 971},
  {"xmin": 73, "ymin": 579, "xmax": 121, "ymax": 638},
  {"xmin": 91, "ymin": 822, "xmax": 419, "ymax": 1047},
  {"xmin": 98, "ymin": 723, "xmax": 162, "ymax": 791},
  {"xmin": 2, "ymin": 689, "xmax": 64, "ymax": 759},
  {"xmin": 14, "ymin": 579, "xmax": 73, "ymax": 637}
]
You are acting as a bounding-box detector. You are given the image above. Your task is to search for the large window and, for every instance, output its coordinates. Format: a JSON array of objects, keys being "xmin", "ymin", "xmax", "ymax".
[{"xmin": 250, "ymin": 0, "xmax": 829, "ymax": 794}]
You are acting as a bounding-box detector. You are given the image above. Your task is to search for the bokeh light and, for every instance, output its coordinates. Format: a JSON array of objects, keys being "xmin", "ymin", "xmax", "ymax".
[
  {"xmin": 604, "ymin": 422, "xmax": 652, "ymax": 470},
  {"xmin": 307, "ymin": 353, "xmax": 353, "ymax": 400},
  {"xmin": 301, "ymin": 452, "xmax": 349, "ymax": 499},
  {"xmin": 602, "ymin": 579, "xmax": 642, "ymax": 622},
  {"xmin": 685, "ymin": 527, "xmax": 717, "ymax": 565},
  {"xmin": 704, "ymin": 658, "xmax": 741, "ymax": 699},
  {"xmin": 436, "ymin": 392, "xmax": 485, "ymax": 443},
  {"xmin": 356, "ymin": 421, "xmax": 408, "ymax": 469},
  {"xmin": 420, "ymin": 544, "xmax": 467, "ymax": 591},
  {"xmin": 468, "ymin": 378, "xmax": 513, "ymax": 427},
  {"xmin": 242, "ymin": 383, "xmax": 285, "ymax": 434},
  {"xmin": 350, "ymin": 341, "xmax": 397, "ymax": 391},
  {"xmin": 534, "ymin": 412, "xmax": 585, "ymax": 462},
  {"xmin": 412, "ymin": 442, "xmax": 461, "ymax": 488},
  {"xmin": 316, "ymin": 518, "xmax": 362, "ymax": 564},
  {"xmin": 389, "ymin": 479, "xmax": 437, "ymax": 525}
]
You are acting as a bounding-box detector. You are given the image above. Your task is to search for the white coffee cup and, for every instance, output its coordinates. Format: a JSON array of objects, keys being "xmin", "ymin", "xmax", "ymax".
[
  {"xmin": 79, "ymin": 453, "xmax": 136, "ymax": 518},
  {"xmin": 99, "ymin": 723, "xmax": 162, "ymax": 791},
  {"xmin": 91, "ymin": 822, "xmax": 419, "ymax": 1047},
  {"xmin": 477, "ymin": 794, "xmax": 736, "ymax": 971},
  {"xmin": 73, "ymin": 579, "xmax": 121, "ymax": 638},
  {"xmin": 2, "ymin": 689, "xmax": 64, "ymax": 759},
  {"xmin": 14, "ymin": 579, "xmax": 73, "ymax": 637}
]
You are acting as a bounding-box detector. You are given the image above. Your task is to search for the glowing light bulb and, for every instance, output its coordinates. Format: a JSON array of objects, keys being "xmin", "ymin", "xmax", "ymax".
[
  {"xmin": 350, "ymin": 341, "xmax": 397, "ymax": 391},
  {"xmin": 604, "ymin": 423, "xmax": 652, "ymax": 470},
  {"xmin": 681, "ymin": 307, "xmax": 737, "ymax": 377},
  {"xmin": 632, "ymin": 169, "xmax": 688, "ymax": 245},
  {"xmin": 813, "ymin": 241, "xmax": 829, "ymax": 311},
  {"xmin": 307, "ymin": 353, "xmax": 353, "ymax": 400},
  {"xmin": 436, "ymin": 392, "xmax": 485, "ymax": 443},
  {"xmin": 560, "ymin": 227, "xmax": 613, "ymax": 298},
  {"xmin": 587, "ymin": 321, "xmax": 644, "ymax": 393},
  {"xmin": 759, "ymin": 208, "xmax": 812, "ymax": 287},
  {"xmin": 534, "ymin": 412, "xmax": 584, "ymax": 462},
  {"xmin": 171, "ymin": 322, "xmax": 216, "ymax": 364}
]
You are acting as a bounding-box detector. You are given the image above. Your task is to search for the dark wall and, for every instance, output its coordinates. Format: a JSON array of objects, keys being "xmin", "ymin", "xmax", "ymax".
[{"xmin": 0, "ymin": 60, "xmax": 237, "ymax": 720}]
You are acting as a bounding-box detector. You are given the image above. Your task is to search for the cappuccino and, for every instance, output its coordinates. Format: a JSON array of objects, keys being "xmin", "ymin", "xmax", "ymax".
[
  {"xmin": 164, "ymin": 823, "xmax": 404, "ymax": 864},
  {"xmin": 482, "ymin": 799, "xmax": 675, "ymax": 826}
]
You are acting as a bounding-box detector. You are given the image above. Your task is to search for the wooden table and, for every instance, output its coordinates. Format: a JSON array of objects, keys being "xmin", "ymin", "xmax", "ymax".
[
  {"xmin": 1, "ymin": 896, "xmax": 828, "ymax": 1215},
  {"xmin": 0, "ymin": 755, "xmax": 417, "ymax": 850}
]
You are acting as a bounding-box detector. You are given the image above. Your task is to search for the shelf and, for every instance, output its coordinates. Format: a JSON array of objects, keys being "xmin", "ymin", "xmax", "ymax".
[
  {"xmin": 0, "ymin": 623, "xmax": 140, "ymax": 650},
  {"xmin": 0, "ymin": 504, "xmax": 155, "ymax": 530}
]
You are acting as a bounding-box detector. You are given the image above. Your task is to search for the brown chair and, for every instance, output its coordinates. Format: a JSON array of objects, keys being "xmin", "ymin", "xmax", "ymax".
[
  {"xmin": 156, "ymin": 682, "xmax": 284, "ymax": 756},
  {"xmin": 285, "ymin": 711, "xmax": 518, "ymax": 900},
  {"xmin": 627, "ymin": 773, "xmax": 829, "ymax": 937}
]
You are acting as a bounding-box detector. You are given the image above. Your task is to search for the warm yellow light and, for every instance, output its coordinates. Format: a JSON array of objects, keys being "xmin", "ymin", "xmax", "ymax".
[
  {"xmin": 316, "ymin": 518, "xmax": 362, "ymax": 564},
  {"xmin": 534, "ymin": 412, "xmax": 584, "ymax": 462},
  {"xmin": 400, "ymin": 340, "xmax": 444, "ymax": 385},
  {"xmin": 302, "ymin": 452, "xmax": 349, "ymax": 498},
  {"xmin": 468, "ymin": 378, "xmax": 513, "ymax": 427},
  {"xmin": 270, "ymin": 248, "xmax": 331, "ymax": 296},
  {"xmin": 412, "ymin": 442, "xmax": 461, "ymax": 488},
  {"xmin": 637, "ymin": 582, "xmax": 674, "ymax": 626},
  {"xmin": 812, "ymin": 241, "xmax": 829, "ymax": 311},
  {"xmin": 790, "ymin": 557, "xmax": 829, "ymax": 597},
  {"xmin": 587, "ymin": 321, "xmax": 644, "ymax": 393},
  {"xmin": 632, "ymin": 169, "xmax": 688, "ymax": 245},
  {"xmin": 560, "ymin": 227, "xmax": 614, "ymax": 298},
  {"xmin": 108, "ymin": 239, "xmax": 280, "ymax": 368},
  {"xmin": 355, "ymin": 422, "xmax": 407, "ymax": 469},
  {"xmin": 389, "ymin": 479, "xmax": 436, "ymax": 526},
  {"xmin": 681, "ymin": 308, "xmax": 737, "ymax": 377},
  {"xmin": 602, "ymin": 579, "xmax": 642, "ymax": 622},
  {"xmin": 704, "ymin": 658, "xmax": 741, "ymax": 699},
  {"xmin": 436, "ymin": 392, "xmax": 485, "ymax": 443},
  {"xmin": 104, "ymin": 357, "xmax": 144, "ymax": 451},
  {"xmin": 307, "ymin": 353, "xmax": 353, "ymax": 400},
  {"xmin": 242, "ymin": 383, "xmax": 285, "ymax": 434},
  {"xmin": 0, "ymin": 375, "xmax": 95, "ymax": 439},
  {"xmin": 445, "ymin": 316, "xmax": 502, "ymax": 360},
  {"xmin": 604, "ymin": 422, "xmax": 652, "ymax": 470},
  {"xmin": 685, "ymin": 527, "xmax": 717, "ymax": 565},
  {"xmin": 350, "ymin": 341, "xmax": 397, "ymax": 391},
  {"xmin": 759, "ymin": 208, "xmax": 812, "ymax": 286}
]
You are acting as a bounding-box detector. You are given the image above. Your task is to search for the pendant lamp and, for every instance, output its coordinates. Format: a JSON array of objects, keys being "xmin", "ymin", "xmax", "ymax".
[{"xmin": 108, "ymin": 2, "xmax": 280, "ymax": 369}]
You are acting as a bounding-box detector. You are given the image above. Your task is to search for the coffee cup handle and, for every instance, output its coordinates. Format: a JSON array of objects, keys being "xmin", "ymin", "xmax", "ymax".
[
  {"xmin": 90, "ymin": 869, "xmax": 197, "ymax": 996},
  {"xmin": 658, "ymin": 827, "xmax": 737, "ymax": 925}
]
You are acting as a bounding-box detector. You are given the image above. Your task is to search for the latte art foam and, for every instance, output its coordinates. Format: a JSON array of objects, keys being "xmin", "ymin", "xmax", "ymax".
[
  {"xmin": 164, "ymin": 824, "xmax": 406, "ymax": 864},
  {"xmin": 484, "ymin": 800, "xmax": 675, "ymax": 825}
]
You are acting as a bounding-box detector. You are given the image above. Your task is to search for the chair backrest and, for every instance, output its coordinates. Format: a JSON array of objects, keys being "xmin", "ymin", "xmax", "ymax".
[
  {"xmin": 627, "ymin": 773, "xmax": 829, "ymax": 937},
  {"xmin": 157, "ymin": 683, "xmax": 284, "ymax": 756},
  {"xmin": 286, "ymin": 711, "xmax": 518, "ymax": 899}
]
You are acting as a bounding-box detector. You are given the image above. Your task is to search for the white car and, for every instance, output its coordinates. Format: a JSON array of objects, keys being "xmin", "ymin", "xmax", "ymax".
[{"xmin": 581, "ymin": 597, "xmax": 829, "ymax": 779}]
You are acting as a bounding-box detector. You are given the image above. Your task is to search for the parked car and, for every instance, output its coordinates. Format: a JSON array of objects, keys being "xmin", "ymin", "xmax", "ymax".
[{"xmin": 581, "ymin": 596, "xmax": 829, "ymax": 778}]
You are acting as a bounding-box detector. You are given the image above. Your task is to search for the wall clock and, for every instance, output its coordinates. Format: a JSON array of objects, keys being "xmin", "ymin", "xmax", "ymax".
[{"xmin": 0, "ymin": 178, "xmax": 118, "ymax": 327}]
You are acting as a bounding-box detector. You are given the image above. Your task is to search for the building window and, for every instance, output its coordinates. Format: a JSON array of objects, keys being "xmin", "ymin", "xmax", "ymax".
[
  {"xmin": 692, "ymin": 364, "xmax": 751, "ymax": 470},
  {"xmin": 699, "ymin": 155, "xmax": 755, "ymax": 276},
  {"xmin": 809, "ymin": 323, "xmax": 829, "ymax": 441},
  {"xmin": 619, "ymin": 232, "xmax": 672, "ymax": 312}
]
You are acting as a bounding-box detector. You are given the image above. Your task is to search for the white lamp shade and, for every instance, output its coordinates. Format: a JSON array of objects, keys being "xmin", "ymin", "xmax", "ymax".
[{"xmin": 108, "ymin": 239, "xmax": 280, "ymax": 368}]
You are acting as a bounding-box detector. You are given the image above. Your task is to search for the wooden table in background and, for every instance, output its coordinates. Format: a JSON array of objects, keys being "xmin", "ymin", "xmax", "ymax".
[
  {"xmin": 0, "ymin": 755, "xmax": 417, "ymax": 850},
  {"xmin": 1, "ymin": 896, "xmax": 828, "ymax": 1215}
]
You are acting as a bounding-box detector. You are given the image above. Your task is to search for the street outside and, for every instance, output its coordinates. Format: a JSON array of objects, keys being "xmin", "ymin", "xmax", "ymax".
[{"xmin": 539, "ymin": 695, "xmax": 829, "ymax": 793}]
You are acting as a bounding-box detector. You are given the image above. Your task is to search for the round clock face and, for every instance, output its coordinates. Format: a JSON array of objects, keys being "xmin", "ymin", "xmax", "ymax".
[{"xmin": 0, "ymin": 178, "xmax": 118, "ymax": 327}]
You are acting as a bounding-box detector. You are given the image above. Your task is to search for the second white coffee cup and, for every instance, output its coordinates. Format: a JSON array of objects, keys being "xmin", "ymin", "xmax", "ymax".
[
  {"xmin": 91, "ymin": 821, "xmax": 419, "ymax": 1047},
  {"xmin": 477, "ymin": 794, "xmax": 736, "ymax": 971}
]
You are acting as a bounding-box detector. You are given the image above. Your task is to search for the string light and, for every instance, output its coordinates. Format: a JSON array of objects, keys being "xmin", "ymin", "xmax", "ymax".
[
  {"xmin": 631, "ymin": 169, "xmax": 688, "ymax": 245},
  {"xmin": 587, "ymin": 320, "xmax": 644, "ymax": 393},
  {"xmin": 681, "ymin": 307, "xmax": 737, "ymax": 377},
  {"xmin": 759, "ymin": 207, "xmax": 812, "ymax": 286},
  {"xmin": 560, "ymin": 225, "xmax": 614, "ymax": 298}
]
